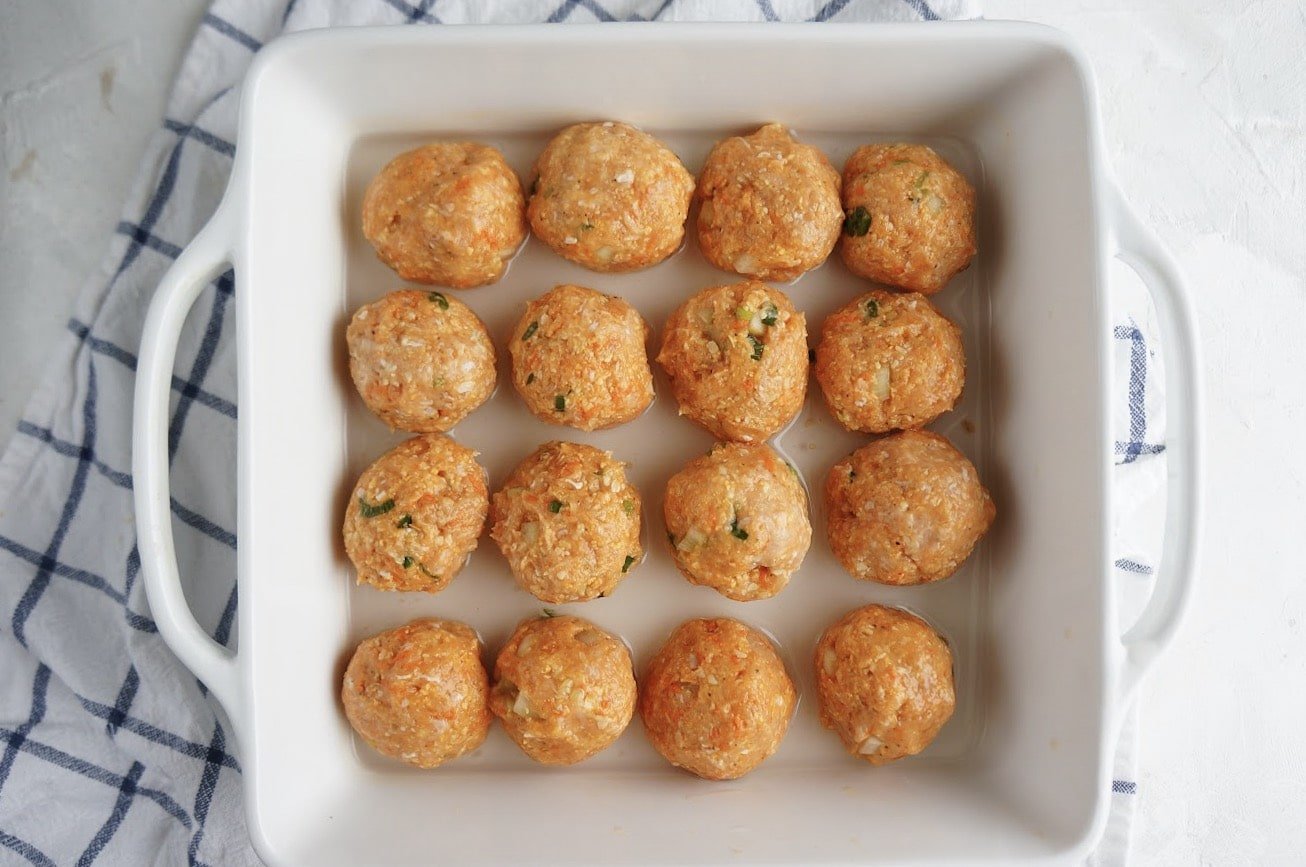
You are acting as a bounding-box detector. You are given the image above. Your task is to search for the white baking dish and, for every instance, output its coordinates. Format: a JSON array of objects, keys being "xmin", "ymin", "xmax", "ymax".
[{"xmin": 132, "ymin": 23, "xmax": 1202, "ymax": 866}]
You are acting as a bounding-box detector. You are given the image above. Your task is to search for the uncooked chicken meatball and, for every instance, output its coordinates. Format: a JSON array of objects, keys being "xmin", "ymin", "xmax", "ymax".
[
  {"xmin": 490, "ymin": 441, "xmax": 643, "ymax": 603},
  {"xmin": 814, "ymin": 605, "xmax": 955, "ymax": 766},
  {"xmin": 840, "ymin": 143, "xmax": 976, "ymax": 294},
  {"xmin": 343, "ymin": 434, "xmax": 488, "ymax": 593},
  {"xmin": 528, "ymin": 121, "xmax": 694, "ymax": 271},
  {"xmin": 508, "ymin": 284, "xmax": 654, "ymax": 431},
  {"xmin": 657, "ymin": 281, "xmax": 808, "ymax": 443},
  {"xmin": 696, "ymin": 123, "xmax": 842, "ymax": 282},
  {"xmin": 815, "ymin": 289, "xmax": 964, "ymax": 433},
  {"xmin": 347, "ymin": 289, "xmax": 496, "ymax": 432},
  {"xmin": 825, "ymin": 430, "xmax": 993, "ymax": 586},
  {"xmin": 489, "ymin": 614, "xmax": 636, "ymax": 765},
  {"xmin": 640, "ymin": 617, "xmax": 796, "ymax": 780},
  {"xmin": 341, "ymin": 618, "xmax": 490, "ymax": 768},
  {"xmin": 663, "ymin": 442, "xmax": 811, "ymax": 601},
  {"xmin": 361, "ymin": 141, "xmax": 527, "ymax": 288}
]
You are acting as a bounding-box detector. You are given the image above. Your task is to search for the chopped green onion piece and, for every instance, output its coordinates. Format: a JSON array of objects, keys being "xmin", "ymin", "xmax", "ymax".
[
  {"xmin": 622, "ymin": 499, "xmax": 635, "ymax": 514},
  {"xmin": 915, "ymin": 170, "xmax": 931, "ymax": 192},
  {"xmin": 864, "ymin": 298, "xmax": 880, "ymax": 320},
  {"xmin": 396, "ymin": 514, "xmax": 413, "ymax": 529},
  {"xmin": 526, "ymin": 372, "xmax": 536, "ymax": 385},
  {"xmin": 843, "ymin": 206, "xmax": 872, "ymax": 237},
  {"xmin": 730, "ymin": 516, "xmax": 749, "ymax": 541},
  {"xmin": 418, "ymin": 564, "xmax": 439, "ymax": 580},
  {"xmin": 401, "ymin": 556, "xmax": 414, "ymax": 569},
  {"xmin": 622, "ymin": 555, "xmax": 635, "ymax": 573},
  {"xmin": 427, "ymin": 292, "xmax": 449, "ymax": 309},
  {"xmin": 358, "ymin": 496, "xmax": 395, "ymax": 518},
  {"xmin": 549, "ymin": 499, "xmax": 563, "ymax": 513},
  {"xmin": 747, "ymin": 334, "xmax": 764, "ymax": 361},
  {"xmin": 734, "ymin": 305, "xmax": 753, "ymax": 321},
  {"xmin": 580, "ymin": 221, "xmax": 595, "ymax": 231},
  {"xmin": 893, "ymin": 158, "xmax": 912, "ymax": 165},
  {"xmin": 761, "ymin": 304, "xmax": 778, "ymax": 327},
  {"xmin": 522, "ymin": 321, "xmax": 539, "ymax": 341},
  {"xmin": 554, "ymin": 394, "xmax": 566, "ymax": 412},
  {"xmin": 541, "ymin": 608, "xmax": 558, "ymax": 618}
]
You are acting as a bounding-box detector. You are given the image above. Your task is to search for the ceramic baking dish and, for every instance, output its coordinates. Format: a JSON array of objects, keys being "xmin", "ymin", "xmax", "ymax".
[{"xmin": 132, "ymin": 23, "xmax": 1202, "ymax": 866}]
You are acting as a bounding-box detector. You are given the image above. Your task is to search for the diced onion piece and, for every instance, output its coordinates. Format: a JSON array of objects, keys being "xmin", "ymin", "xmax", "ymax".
[
  {"xmin": 522, "ymin": 522, "xmax": 540, "ymax": 545},
  {"xmin": 677, "ymin": 528, "xmax": 707, "ymax": 551},
  {"xmin": 517, "ymin": 634, "xmax": 537, "ymax": 656},
  {"xmin": 596, "ymin": 246, "xmax": 614, "ymax": 263},
  {"xmin": 822, "ymin": 648, "xmax": 837, "ymax": 675},
  {"xmin": 872, "ymin": 366, "xmax": 891, "ymax": 400},
  {"xmin": 748, "ymin": 311, "xmax": 766, "ymax": 336},
  {"xmin": 859, "ymin": 735, "xmax": 884, "ymax": 755},
  {"xmin": 575, "ymin": 629, "xmax": 603, "ymax": 647},
  {"xmin": 734, "ymin": 253, "xmax": 758, "ymax": 275},
  {"xmin": 512, "ymin": 691, "xmax": 533, "ymax": 717}
]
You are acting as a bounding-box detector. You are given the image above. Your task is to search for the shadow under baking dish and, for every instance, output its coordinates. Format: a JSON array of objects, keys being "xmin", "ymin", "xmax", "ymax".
[{"xmin": 339, "ymin": 127, "xmax": 993, "ymax": 776}]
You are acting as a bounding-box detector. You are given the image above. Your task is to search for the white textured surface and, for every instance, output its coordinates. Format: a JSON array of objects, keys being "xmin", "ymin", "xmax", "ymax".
[{"xmin": 0, "ymin": 1, "xmax": 1303, "ymax": 864}]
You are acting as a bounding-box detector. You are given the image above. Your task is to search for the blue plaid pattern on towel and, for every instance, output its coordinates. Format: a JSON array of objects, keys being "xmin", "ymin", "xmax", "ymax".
[{"xmin": 0, "ymin": 1, "xmax": 1166, "ymax": 864}]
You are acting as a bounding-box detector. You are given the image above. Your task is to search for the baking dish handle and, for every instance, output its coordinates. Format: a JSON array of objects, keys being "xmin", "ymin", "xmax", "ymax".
[
  {"xmin": 1108, "ymin": 185, "xmax": 1203, "ymax": 709},
  {"xmin": 132, "ymin": 201, "xmax": 242, "ymax": 724}
]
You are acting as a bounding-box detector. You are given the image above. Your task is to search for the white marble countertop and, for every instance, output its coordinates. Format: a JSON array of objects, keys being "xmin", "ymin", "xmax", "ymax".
[{"xmin": 1, "ymin": 2, "xmax": 1303, "ymax": 863}]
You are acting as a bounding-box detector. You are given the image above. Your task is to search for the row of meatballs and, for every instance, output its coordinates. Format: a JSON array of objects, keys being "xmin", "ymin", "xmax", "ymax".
[
  {"xmin": 345, "ymin": 432, "xmax": 992, "ymax": 603},
  {"xmin": 362, "ymin": 122, "xmax": 976, "ymax": 294},
  {"xmin": 349, "ymin": 281, "xmax": 967, "ymax": 442},
  {"xmin": 343, "ymin": 605, "xmax": 955, "ymax": 778}
]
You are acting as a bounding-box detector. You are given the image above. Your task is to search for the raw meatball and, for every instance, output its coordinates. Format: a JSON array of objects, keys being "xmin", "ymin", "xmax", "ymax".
[
  {"xmin": 528, "ymin": 121, "xmax": 694, "ymax": 272},
  {"xmin": 640, "ymin": 618, "xmax": 795, "ymax": 780},
  {"xmin": 341, "ymin": 618, "xmax": 490, "ymax": 768},
  {"xmin": 825, "ymin": 430, "xmax": 993, "ymax": 586},
  {"xmin": 489, "ymin": 614, "xmax": 636, "ymax": 765},
  {"xmin": 696, "ymin": 123, "xmax": 842, "ymax": 282},
  {"xmin": 361, "ymin": 142, "xmax": 527, "ymax": 288},
  {"xmin": 508, "ymin": 284, "xmax": 654, "ymax": 431},
  {"xmin": 664, "ymin": 442, "xmax": 811, "ymax": 601},
  {"xmin": 815, "ymin": 290, "xmax": 964, "ymax": 433},
  {"xmin": 814, "ymin": 605, "xmax": 955, "ymax": 766},
  {"xmin": 343, "ymin": 434, "xmax": 488, "ymax": 593},
  {"xmin": 347, "ymin": 289, "xmax": 496, "ymax": 432},
  {"xmin": 839, "ymin": 143, "xmax": 976, "ymax": 294},
  {"xmin": 490, "ymin": 441, "xmax": 643, "ymax": 603},
  {"xmin": 657, "ymin": 281, "xmax": 808, "ymax": 443}
]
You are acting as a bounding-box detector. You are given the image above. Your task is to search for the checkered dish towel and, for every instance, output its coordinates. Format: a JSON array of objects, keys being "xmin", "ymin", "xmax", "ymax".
[{"xmin": 0, "ymin": 1, "xmax": 1166, "ymax": 864}]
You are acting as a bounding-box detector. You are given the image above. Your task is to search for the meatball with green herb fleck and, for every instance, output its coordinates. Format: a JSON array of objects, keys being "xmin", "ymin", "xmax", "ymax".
[
  {"xmin": 663, "ymin": 442, "xmax": 810, "ymax": 601},
  {"xmin": 342, "ymin": 618, "xmax": 490, "ymax": 768},
  {"xmin": 528, "ymin": 121, "xmax": 694, "ymax": 272},
  {"xmin": 490, "ymin": 614, "xmax": 636, "ymax": 765},
  {"xmin": 815, "ymin": 605, "xmax": 955, "ymax": 765},
  {"xmin": 641, "ymin": 617, "xmax": 796, "ymax": 780},
  {"xmin": 343, "ymin": 434, "xmax": 488, "ymax": 593},
  {"xmin": 490, "ymin": 441, "xmax": 643, "ymax": 603},
  {"xmin": 347, "ymin": 289, "xmax": 496, "ymax": 433},
  {"xmin": 696, "ymin": 123, "xmax": 842, "ymax": 282},
  {"xmin": 657, "ymin": 281, "xmax": 808, "ymax": 443},
  {"xmin": 508, "ymin": 284, "xmax": 654, "ymax": 431},
  {"xmin": 825, "ymin": 430, "xmax": 993, "ymax": 586},
  {"xmin": 815, "ymin": 289, "xmax": 964, "ymax": 434},
  {"xmin": 361, "ymin": 141, "xmax": 527, "ymax": 288},
  {"xmin": 840, "ymin": 143, "xmax": 976, "ymax": 294}
]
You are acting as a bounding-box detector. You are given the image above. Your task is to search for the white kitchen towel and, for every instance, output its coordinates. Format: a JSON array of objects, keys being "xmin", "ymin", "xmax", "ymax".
[{"xmin": 0, "ymin": 1, "xmax": 1167, "ymax": 865}]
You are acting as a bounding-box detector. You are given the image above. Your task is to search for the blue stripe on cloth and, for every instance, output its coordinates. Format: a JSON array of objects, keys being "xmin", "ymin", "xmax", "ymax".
[
  {"xmin": 14, "ymin": 422, "xmax": 237, "ymax": 553},
  {"xmin": 105, "ymin": 668, "xmax": 142, "ymax": 737},
  {"xmin": 1114, "ymin": 558, "xmax": 1154, "ymax": 576},
  {"xmin": 578, "ymin": 0, "xmax": 618, "ymax": 20},
  {"xmin": 0, "ymin": 665, "xmax": 51, "ymax": 794},
  {"xmin": 115, "ymin": 221, "xmax": 184, "ymax": 261},
  {"xmin": 546, "ymin": 0, "xmax": 582, "ymax": 22},
  {"xmin": 0, "ymin": 729, "xmax": 193, "ymax": 828},
  {"xmin": 167, "ymin": 280, "xmax": 232, "ymax": 460},
  {"xmin": 1112, "ymin": 779, "xmax": 1138, "ymax": 795},
  {"xmin": 10, "ymin": 362, "xmax": 99, "ymax": 647},
  {"xmin": 75, "ymin": 695, "xmax": 240, "ymax": 772},
  {"xmin": 215, "ymin": 584, "xmax": 239, "ymax": 649},
  {"xmin": 75, "ymin": 761, "xmax": 145, "ymax": 867},
  {"xmin": 379, "ymin": 0, "xmax": 441, "ymax": 23},
  {"xmin": 1114, "ymin": 324, "xmax": 1150, "ymax": 465},
  {"xmin": 163, "ymin": 119, "xmax": 236, "ymax": 159},
  {"xmin": 0, "ymin": 534, "xmax": 158, "ymax": 634},
  {"xmin": 186, "ymin": 723, "xmax": 231, "ymax": 865},
  {"xmin": 201, "ymin": 13, "xmax": 263, "ymax": 52},
  {"xmin": 0, "ymin": 831, "xmax": 55, "ymax": 867},
  {"xmin": 755, "ymin": 0, "xmax": 779, "ymax": 20},
  {"xmin": 110, "ymin": 133, "xmax": 188, "ymax": 285},
  {"xmin": 67, "ymin": 320, "xmax": 237, "ymax": 420},
  {"xmin": 900, "ymin": 0, "xmax": 940, "ymax": 20},
  {"xmin": 812, "ymin": 0, "xmax": 853, "ymax": 21}
]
